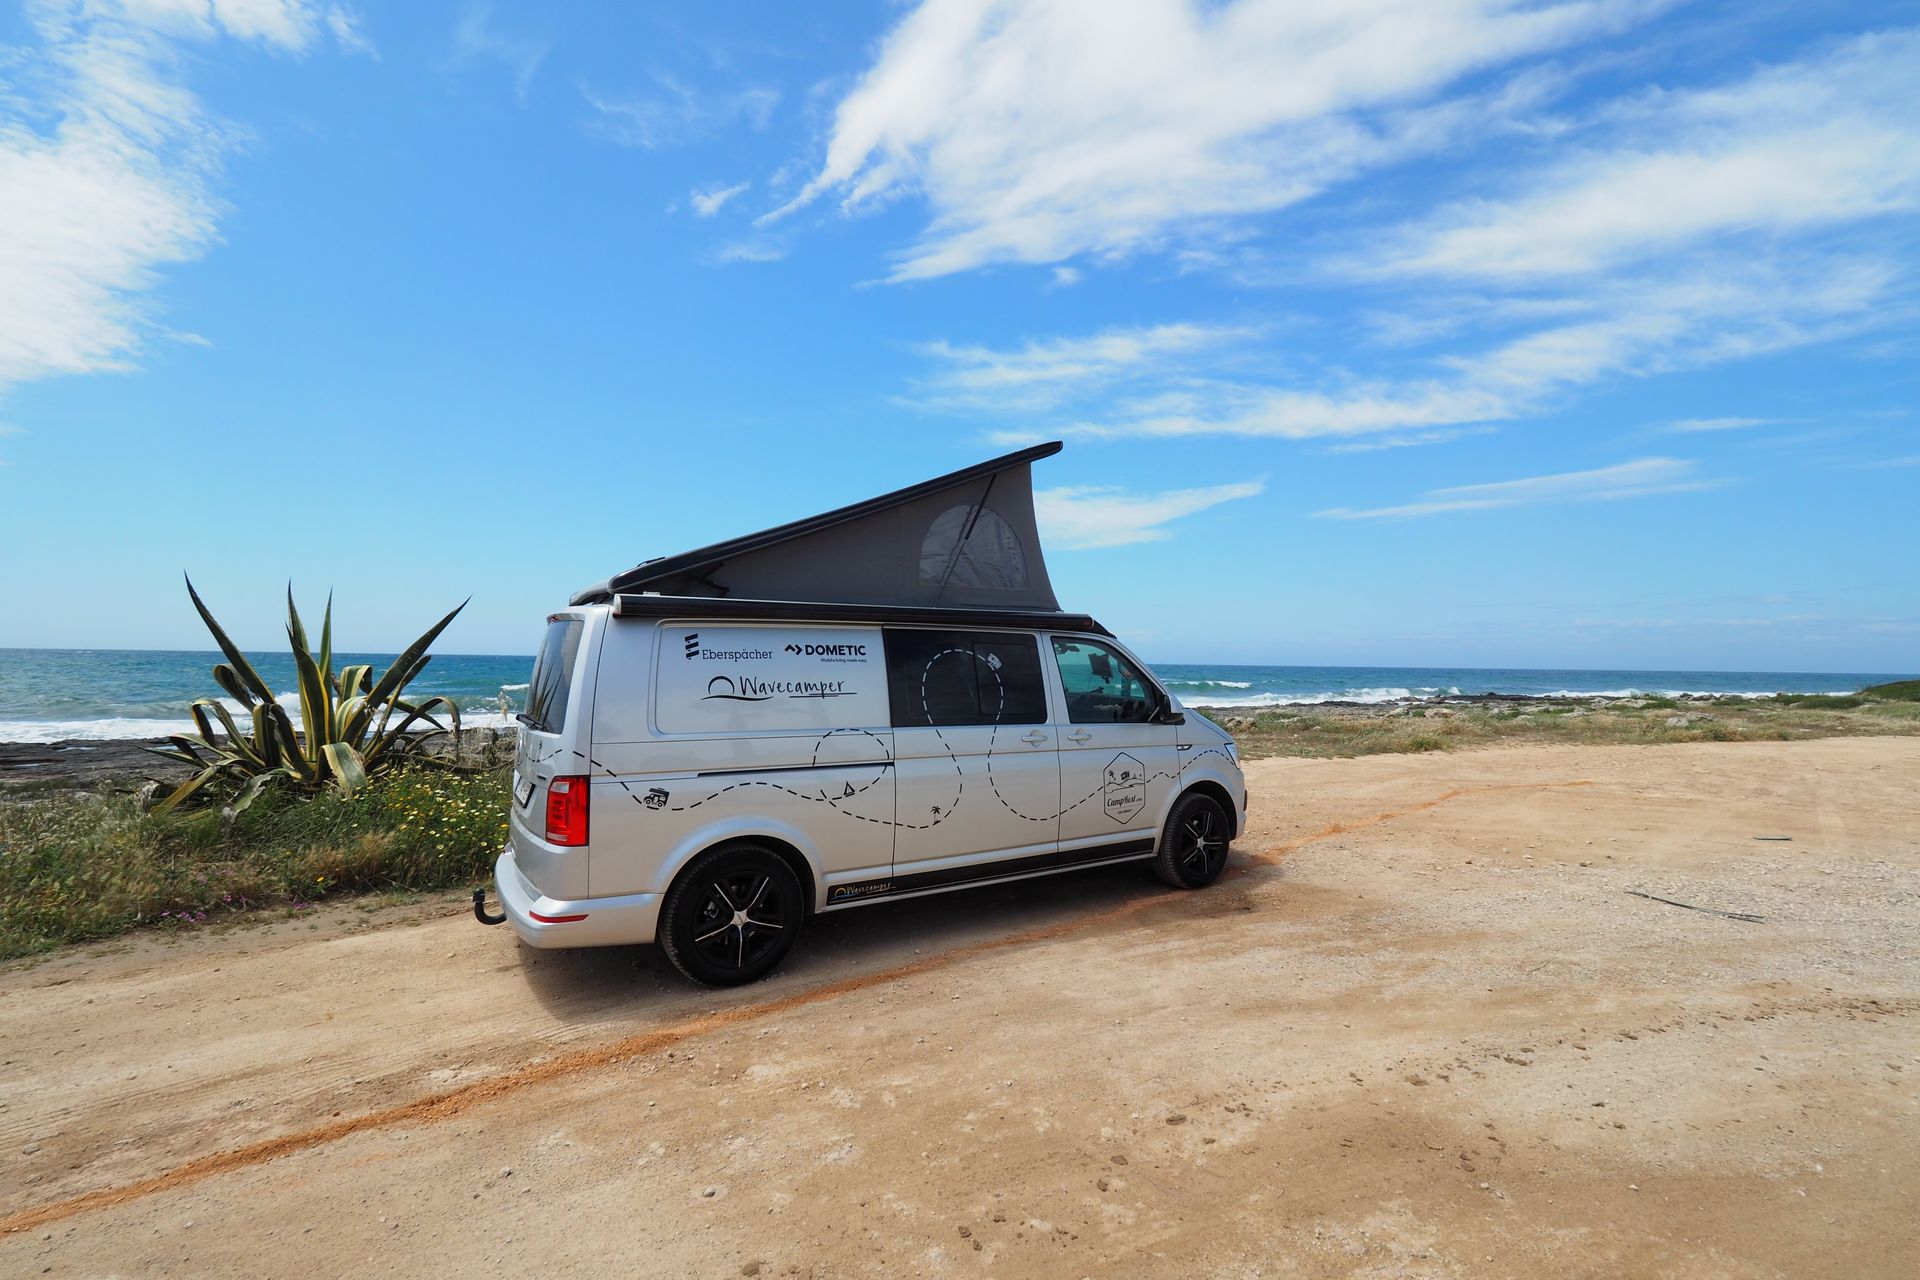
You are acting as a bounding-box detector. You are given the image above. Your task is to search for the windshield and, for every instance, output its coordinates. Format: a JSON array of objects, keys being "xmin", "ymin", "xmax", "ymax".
[{"xmin": 523, "ymin": 619, "xmax": 582, "ymax": 733}]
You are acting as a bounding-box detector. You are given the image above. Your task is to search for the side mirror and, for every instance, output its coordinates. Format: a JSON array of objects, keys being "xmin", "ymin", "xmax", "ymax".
[{"xmin": 1151, "ymin": 691, "xmax": 1185, "ymax": 725}]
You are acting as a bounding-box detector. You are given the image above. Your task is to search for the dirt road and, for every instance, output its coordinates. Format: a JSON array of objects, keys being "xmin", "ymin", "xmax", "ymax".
[{"xmin": 4, "ymin": 738, "xmax": 1917, "ymax": 1277}]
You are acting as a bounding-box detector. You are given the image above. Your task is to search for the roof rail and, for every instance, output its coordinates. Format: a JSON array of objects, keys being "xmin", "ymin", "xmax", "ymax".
[{"xmin": 608, "ymin": 594, "xmax": 1111, "ymax": 637}]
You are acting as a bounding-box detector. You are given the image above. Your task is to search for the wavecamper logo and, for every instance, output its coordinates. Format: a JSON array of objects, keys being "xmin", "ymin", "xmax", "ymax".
[
  {"xmin": 828, "ymin": 880, "xmax": 893, "ymax": 902},
  {"xmin": 703, "ymin": 675, "xmax": 855, "ymax": 702}
]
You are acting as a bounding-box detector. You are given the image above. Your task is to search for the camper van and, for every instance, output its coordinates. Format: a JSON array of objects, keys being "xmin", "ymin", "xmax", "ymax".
[{"xmin": 476, "ymin": 444, "xmax": 1246, "ymax": 986}]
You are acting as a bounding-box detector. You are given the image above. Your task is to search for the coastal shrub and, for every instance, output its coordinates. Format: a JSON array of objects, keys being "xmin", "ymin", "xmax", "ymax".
[
  {"xmin": 1405, "ymin": 734, "xmax": 1448, "ymax": 752},
  {"xmin": 1861, "ymin": 679, "xmax": 1920, "ymax": 702},
  {"xmin": 1784, "ymin": 694, "xmax": 1864, "ymax": 709},
  {"xmin": 0, "ymin": 766, "xmax": 510, "ymax": 959},
  {"xmin": 149, "ymin": 579, "xmax": 470, "ymax": 813}
]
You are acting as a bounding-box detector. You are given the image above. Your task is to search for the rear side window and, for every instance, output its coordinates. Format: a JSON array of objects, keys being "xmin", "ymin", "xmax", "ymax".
[
  {"xmin": 885, "ymin": 630, "xmax": 1045, "ymax": 727},
  {"xmin": 523, "ymin": 619, "xmax": 583, "ymax": 733}
]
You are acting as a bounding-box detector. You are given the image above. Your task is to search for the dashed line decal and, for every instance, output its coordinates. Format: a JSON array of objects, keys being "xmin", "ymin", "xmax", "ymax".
[{"xmin": 524, "ymin": 648, "xmax": 1236, "ymax": 832}]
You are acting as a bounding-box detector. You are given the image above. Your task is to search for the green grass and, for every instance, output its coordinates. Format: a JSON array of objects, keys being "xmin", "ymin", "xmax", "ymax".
[
  {"xmin": 0, "ymin": 766, "xmax": 510, "ymax": 961},
  {"xmin": 1204, "ymin": 694, "xmax": 1920, "ymax": 761},
  {"xmin": 1862, "ymin": 679, "xmax": 1920, "ymax": 702}
]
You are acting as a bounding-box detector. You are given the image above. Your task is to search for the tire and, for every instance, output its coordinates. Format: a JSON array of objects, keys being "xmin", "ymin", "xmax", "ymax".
[
  {"xmin": 1153, "ymin": 791, "xmax": 1232, "ymax": 889},
  {"xmin": 659, "ymin": 843, "xmax": 804, "ymax": 987}
]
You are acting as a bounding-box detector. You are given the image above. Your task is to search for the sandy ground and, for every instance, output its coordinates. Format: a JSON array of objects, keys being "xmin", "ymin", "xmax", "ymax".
[{"xmin": 2, "ymin": 737, "xmax": 1917, "ymax": 1278}]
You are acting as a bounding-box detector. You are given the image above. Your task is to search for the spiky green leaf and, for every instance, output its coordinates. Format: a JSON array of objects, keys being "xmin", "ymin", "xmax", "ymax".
[{"xmin": 185, "ymin": 576, "xmax": 278, "ymax": 707}]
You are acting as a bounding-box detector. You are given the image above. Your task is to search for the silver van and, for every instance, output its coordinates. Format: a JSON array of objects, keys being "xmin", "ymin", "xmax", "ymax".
[{"xmin": 478, "ymin": 445, "xmax": 1246, "ymax": 986}]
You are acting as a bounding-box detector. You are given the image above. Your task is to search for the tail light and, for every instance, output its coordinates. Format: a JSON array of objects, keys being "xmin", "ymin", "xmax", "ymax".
[{"xmin": 545, "ymin": 775, "xmax": 590, "ymax": 846}]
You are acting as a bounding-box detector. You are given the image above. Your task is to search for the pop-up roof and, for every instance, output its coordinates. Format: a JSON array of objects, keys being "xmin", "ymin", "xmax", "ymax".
[{"xmin": 571, "ymin": 441, "xmax": 1066, "ymax": 611}]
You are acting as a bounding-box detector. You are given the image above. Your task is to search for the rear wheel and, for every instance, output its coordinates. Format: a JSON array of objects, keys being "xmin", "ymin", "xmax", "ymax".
[
  {"xmin": 1153, "ymin": 791, "xmax": 1232, "ymax": 888},
  {"xmin": 659, "ymin": 844, "xmax": 804, "ymax": 987}
]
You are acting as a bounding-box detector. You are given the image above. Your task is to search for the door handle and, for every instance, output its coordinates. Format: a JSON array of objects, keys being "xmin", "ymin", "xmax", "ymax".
[
  {"xmin": 1021, "ymin": 730, "xmax": 1049, "ymax": 745},
  {"xmin": 1067, "ymin": 730, "xmax": 1093, "ymax": 743}
]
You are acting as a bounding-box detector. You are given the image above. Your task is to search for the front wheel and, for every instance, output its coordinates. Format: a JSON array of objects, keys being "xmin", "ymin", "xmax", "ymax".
[
  {"xmin": 659, "ymin": 844, "xmax": 804, "ymax": 987},
  {"xmin": 1153, "ymin": 792, "xmax": 1232, "ymax": 889}
]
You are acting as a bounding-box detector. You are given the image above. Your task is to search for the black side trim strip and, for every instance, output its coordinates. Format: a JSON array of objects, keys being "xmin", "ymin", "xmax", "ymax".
[
  {"xmin": 825, "ymin": 838, "xmax": 1155, "ymax": 904},
  {"xmin": 696, "ymin": 761, "xmax": 894, "ymax": 779}
]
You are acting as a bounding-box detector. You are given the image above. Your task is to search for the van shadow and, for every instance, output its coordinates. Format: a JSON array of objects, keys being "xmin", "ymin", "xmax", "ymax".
[{"xmin": 511, "ymin": 859, "xmax": 1177, "ymax": 1022}]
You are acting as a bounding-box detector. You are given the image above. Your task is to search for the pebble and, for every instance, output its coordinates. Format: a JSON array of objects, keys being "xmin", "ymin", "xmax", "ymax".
[
  {"xmin": 499, "ymin": 1167, "xmax": 512, "ymax": 1178},
  {"xmin": 21, "ymin": 1143, "xmax": 39, "ymax": 1155},
  {"xmin": 702, "ymin": 1186, "xmax": 717, "ymax": 1198},
  {"xmin": 1166, "ymin": 1114, "xmax": 1187, "ymax": 1125}
]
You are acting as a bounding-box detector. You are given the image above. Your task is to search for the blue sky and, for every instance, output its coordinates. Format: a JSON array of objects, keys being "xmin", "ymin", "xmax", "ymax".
[{"xmin": 0, "ymin": 0, "xmax": 1914, "ymax": 671}]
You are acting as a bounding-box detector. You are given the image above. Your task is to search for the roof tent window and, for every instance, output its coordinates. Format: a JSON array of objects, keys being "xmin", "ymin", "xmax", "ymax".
[{"xmin": 919, "ymin": 505, "xmax": 1030, "ymax": 593}]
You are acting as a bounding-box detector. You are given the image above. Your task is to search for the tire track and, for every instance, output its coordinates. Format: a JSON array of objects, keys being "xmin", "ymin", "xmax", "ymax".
[{"xmin": 0, "ymin": 777, "xmax": 1592, "ymax": 1236}]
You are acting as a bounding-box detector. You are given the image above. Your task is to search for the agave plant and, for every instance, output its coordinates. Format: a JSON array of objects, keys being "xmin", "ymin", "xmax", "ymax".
[{"xmin": 147, "ymin": 578, "xmax": 469, "ymax": 813}]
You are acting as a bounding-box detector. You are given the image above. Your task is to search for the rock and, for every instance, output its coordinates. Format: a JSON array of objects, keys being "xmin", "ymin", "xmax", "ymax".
[
  {"xmin": 1097, "ymin": 1178, "xmax": 1110, "ymax": 1191},
  {"xmin": 1166, "ymin": 1114, "xmax": 1187, "ymax": 1125}
]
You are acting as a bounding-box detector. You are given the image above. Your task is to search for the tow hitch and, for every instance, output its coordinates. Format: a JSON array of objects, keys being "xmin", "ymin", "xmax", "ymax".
[{"xmin": 473, "ymin": 888, "xmax": 506, "ymax": 926}]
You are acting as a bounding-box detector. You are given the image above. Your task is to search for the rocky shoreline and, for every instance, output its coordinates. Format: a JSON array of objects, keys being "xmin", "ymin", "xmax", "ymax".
[
  {"xmin": 0, "ymin": 691, "xmax": 1759, "ymax": 792},
  {"xmin": 0, "ymin": 727, "xmax": 518, "ymax": 795}
]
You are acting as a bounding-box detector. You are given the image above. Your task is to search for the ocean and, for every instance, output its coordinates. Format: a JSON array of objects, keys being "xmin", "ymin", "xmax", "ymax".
[{"xmin": 0, "ymin": 648, "xmax": 1907, "ymax": 744}]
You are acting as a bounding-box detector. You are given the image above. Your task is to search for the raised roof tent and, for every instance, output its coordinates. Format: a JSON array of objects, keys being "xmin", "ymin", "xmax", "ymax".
[{"xmin": 571, "ymin": 442, "xmax": 1066, "ymax": 612}]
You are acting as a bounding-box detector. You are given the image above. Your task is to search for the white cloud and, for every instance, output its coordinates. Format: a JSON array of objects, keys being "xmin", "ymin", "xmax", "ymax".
[
  {"xmin": 1315, "ymin": 456, "xmax": 1715, "ymax": 519},
  {"xmin": 1322, "ymin": 426, "xmax": 1496, "ymax": 454},
  {"xmin": 713, "ymin": 240, "xmax": 787, "ymax": 264},
  {"xmin": 914, "ymin": 323, "xmax": 1244, "ymax": 408},
  {"xmin": 690, "ymin": 181, "xmax": 750, "ymax": 218},
  {"xmin": 120, "ymin": 0, "xmax": 322, "ymax": 49},
  {"xmin": 0, "ymin": 2, "xmax": 362, "ymax": 400},
  {"xmin": 1036, "ymin": 479, "xmax": 1265, "ymax": 548},
  {"xmin": 770, "ymin": 0, "xmax": 1650, "ymax": 279},
  {"xmin": 1371, "ymin": 31, "xmax": 1920, "ymax": 281},
  {"xmin": 585, "ymin": 78, "xmax": 779, "ymax": 150},
  {"xmin": 452, "ymin": 2, "xmax": 546, "ymax": 100},
  {"xmin": 325, "ymin": 5, "xmax": 374, "ymax": 57},
  {"xmin": 971, "ymin": 249, "xmax": 1897, "ymax": 443},
  {"xmin": 1663, "ymin": 416, "xmax": 1779, "ymax": 433},
  {"xmin": 1049, "ymin": 265, "xmax": 1081, "ymax": 288}
]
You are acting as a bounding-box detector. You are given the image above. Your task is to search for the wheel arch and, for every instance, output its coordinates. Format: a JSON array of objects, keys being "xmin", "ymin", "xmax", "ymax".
[
  {"xmin": 1173, "ymin": 778, "xmax": 1240, "ymax": 840},
  {"xmin": 663, "ymin": 831, "xmax": 820, "ymax": 917}
]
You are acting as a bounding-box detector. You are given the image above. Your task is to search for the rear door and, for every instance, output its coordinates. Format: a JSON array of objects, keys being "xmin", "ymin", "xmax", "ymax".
[
  {"xmin": 884, "ymin": 628, "xmax": 1060, "ymax": 891},
  {"xmin": 510, "ymin": 613, "xmax": 596, "ymax": 900},
  {"xmin": 1048, "ymin": 635, "xmax": 1181, "ymax": 858}
]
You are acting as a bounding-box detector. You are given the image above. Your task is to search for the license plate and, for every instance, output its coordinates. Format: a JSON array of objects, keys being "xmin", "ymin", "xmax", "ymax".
[{"xmin": 514, "ymin": 774, "xmax": 536, "ymax": 809}]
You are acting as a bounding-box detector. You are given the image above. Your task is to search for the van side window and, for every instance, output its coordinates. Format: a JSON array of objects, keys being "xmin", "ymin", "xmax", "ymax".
[
  {"xmin": 1052, "ymin": 638, "xmax": 1156, "ymax": 724},
  {"xmin": 885, "ymin": 630, "xmax": 1047, "ymax": 727}
]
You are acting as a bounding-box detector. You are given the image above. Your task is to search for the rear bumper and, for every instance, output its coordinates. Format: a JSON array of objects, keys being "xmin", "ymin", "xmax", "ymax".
[{"xmin": 493, "ymin": 845, "xmax": 663, "ymax": 948}]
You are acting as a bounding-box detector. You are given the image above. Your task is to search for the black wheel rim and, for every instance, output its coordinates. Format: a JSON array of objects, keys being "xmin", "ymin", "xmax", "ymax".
[
  {"xmin": 690, "ymin": 869, "xmax": 790, "ymax": 972},
  {"xmin": 1179, "ymin": 806, "xmax": 1227, "ymax": 880}
]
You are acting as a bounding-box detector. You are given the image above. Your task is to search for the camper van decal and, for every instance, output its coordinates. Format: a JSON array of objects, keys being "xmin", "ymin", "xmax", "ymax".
[
  {"xmin": 1102, "ymin": 753, "xmax": 1146, "ymax": 824},
  {"xmin": 701, "ymin": 675, "xmax": 855, "ymax": 702},
  {"xmin": 569, "ymin": 642, "xmax": 1235, "ymax": 835}
]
